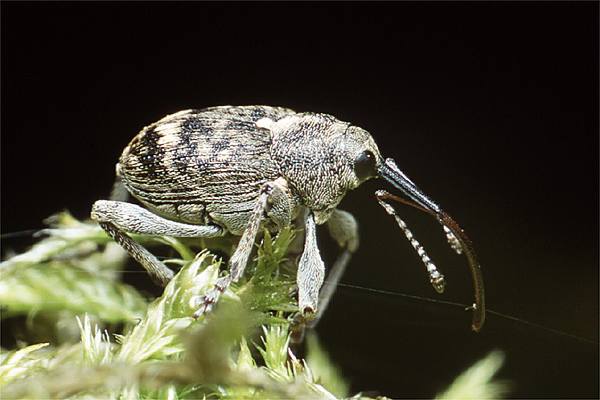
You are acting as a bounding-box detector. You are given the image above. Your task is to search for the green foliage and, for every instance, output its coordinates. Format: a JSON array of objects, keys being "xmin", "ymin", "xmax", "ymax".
[
  {"xmin": 0, "ymin": 343, "xmax": 50, "ymax": 385},
  {"xmin": 117, "ymin": 252, "xmax": 220, "ymax": 363},
  {"xmin": 0, "ymin": 261, "xmax": 147, "ymax": 322},
  {"xmin": 0, "ymin": 212, "xmax": 146, "ymax": 323},
  {"xmin": 0, "ymin": 212, "xmax": 507, "ymax": 399},
  {"xmin": 77, "ymin": 315, "xmax": 113, "ymax": 365},
  {"xmin": 436, "ymin": 350, "xmax": 510, "ymax": 400},
  {"xmin": 238, "ymin": 229, "xmax": 297, "ymax": 316}
]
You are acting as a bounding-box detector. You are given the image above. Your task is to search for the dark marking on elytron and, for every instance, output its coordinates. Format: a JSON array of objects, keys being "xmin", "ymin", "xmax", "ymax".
[
  {"xmin": 174, "ymin": 130, "xmax": 196, "ymax": 174},
  {"xmin": 129, "ymin": 127, "xmax": 164, "ymax": 180},
  {"xmin": 173, "ymin": 154, "xmax": 191, "ymax": 175},
  {"xmin": 182, "ymin": 118, "xmax": 203, "ymax": 131},
  {"xmin": 141, "ymin": 127, "xmax": 160, "ymax": 148},
  {"xmin": 226, "ymin": 119, "xmax": 253, "ymax": 131},
  {"xmin": 139, "ymin": 154, "xmax": 157, "ymax": 164},
  {"xmin": 212, "ymin": 138, "xmax": 230, "ymax": 152},
  {"xmin": 196, "ymin": 158, "xmax": 209, "ymax": 172},
  {"xmin": 251, "ymin": 108, "xmax": 265, "ymax": 121}
]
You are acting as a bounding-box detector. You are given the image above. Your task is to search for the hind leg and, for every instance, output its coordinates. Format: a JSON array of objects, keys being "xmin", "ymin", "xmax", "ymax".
[{"xmin": 91, "ymin": 200, "xmax": 224, "ymax": 286}]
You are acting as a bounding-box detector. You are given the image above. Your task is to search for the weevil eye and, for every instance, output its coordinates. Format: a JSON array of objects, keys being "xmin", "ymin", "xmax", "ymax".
[{"xmin": 354, "ymin": 150, "xmax": 377, "ymax": 181}]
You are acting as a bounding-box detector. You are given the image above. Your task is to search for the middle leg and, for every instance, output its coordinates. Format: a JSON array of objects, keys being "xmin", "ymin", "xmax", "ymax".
[
  {"xmin": 91, "ymin": 200, "xmax": 224, "ymax": 286},
  {"xmin": 193, "ymin": 178, "xmax": 294, "ymax": 317}
]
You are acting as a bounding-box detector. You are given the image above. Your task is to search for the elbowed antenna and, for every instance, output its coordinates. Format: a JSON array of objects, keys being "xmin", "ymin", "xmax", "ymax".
[
  {"xmin": 376, "ymin": 193, "xmax": 447, "ymax": 294},
  {"xmin": 376, "ymin": 158, "xmax": 486, "ymax": 332}
]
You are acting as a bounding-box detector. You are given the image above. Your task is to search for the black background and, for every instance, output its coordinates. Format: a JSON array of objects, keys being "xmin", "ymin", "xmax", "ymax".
[{"xmin": 2, "ymin": 2, "xmax": 598, "ymax": 398}]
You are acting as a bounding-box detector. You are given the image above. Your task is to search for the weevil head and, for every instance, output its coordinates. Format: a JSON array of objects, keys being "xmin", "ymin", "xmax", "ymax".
[{"xmin": 263, "ymin": 113, "xmax": 382, "ymax": 223}]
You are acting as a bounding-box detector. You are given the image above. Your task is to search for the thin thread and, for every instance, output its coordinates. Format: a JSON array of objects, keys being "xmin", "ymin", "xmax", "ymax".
[{"xmin": 336, "ymin": 282, "xmax": 598, "ymax": 346}]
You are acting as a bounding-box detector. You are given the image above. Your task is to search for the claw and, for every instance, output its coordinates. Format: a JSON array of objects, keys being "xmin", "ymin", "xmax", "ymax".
[
  {"xmin": 192, "ymin": 297, "xmax": 214, "ymax": 319},
  {"xmin": 192, "ymin": 276, "xmax": 230, "ymax": 318}
]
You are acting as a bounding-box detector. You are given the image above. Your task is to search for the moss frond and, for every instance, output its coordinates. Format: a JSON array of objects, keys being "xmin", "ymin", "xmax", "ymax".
[
  {"xmin": 1, "ymin": 212, "xmax": 508, "ymax": 399},
  {"xmin": 436, "ymin": 350, "xmax": 510, "ymax": 399},
  {"xmin": 77, "ymin": 315, "xmax": 113, "ymax": 365},
  {"xmin": 0, "ymin": 261, "xmax": 147, "ymax": 322},
  {"xmin": 116, "ymin": 252, "xmax": 220, "ymax": 363},
  {"xmin": 0, "ymin": 343, "xmax": 50, "ymax": 385}
]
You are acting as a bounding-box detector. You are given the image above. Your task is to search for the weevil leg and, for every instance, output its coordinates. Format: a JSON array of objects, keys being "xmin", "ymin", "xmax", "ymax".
[
  {"xmin": 91, "ymin": 200, "xmax": 225, "ymax": 286},
  {"xmin": 292, "ymin": 209, "xmax": 358, "ymax": 342},
  {"xmin": 290, "ymin": 211, "xmax": 328, "ymax": 343},
  {"xmin": 97, "ymin": 221, "xmax": 174, "ymax": 286},
  {"xmin": 296, "ymin": 212, "xmax": 326, "ymax": 319},
  {"xmin": 193, "ymin": 178, "xmax": 293, "ymax": 317},
  {"xmin": 92, "ymin": 201, "xmax": 224, "ymax": 237},
  {"xmin": 308, "ymin": 209, "xmax": 358, "ymax": 328}
]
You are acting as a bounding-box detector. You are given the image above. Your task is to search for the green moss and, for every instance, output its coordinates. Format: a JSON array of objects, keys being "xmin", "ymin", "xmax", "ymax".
[{"xmin": 0, "ymin": 212, "xmax": 507, "ymax": 399}]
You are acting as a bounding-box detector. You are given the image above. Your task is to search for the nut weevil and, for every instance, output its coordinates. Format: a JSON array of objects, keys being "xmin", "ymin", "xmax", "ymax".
[{"xmin": 91, "ymin": 105, "xmax": 485, "ymax": 332}]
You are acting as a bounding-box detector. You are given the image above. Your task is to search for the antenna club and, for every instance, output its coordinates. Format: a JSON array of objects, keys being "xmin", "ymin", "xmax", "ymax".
[{"xmin": 430, "ymin": 273, "xmax": 446, "ymax": 294}]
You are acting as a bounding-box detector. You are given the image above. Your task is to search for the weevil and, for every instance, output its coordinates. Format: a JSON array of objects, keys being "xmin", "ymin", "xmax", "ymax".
[{"xmin": 91, "ymin": 106, "xmax": 485, "ymax": 331}]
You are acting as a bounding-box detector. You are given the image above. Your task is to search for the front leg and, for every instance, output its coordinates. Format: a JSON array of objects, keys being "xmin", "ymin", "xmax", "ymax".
[
  {"xmin": 291, "ymin": 212, "xmax": 326, "ymax": 344},
  {"xmin": 292, "ymin": 210, "xmax": 358, "ymax": 342},
  {"xmin": 297, "ymin": 212, "xmax": 326, "ymax": 318},
  {"xmin": 307, "ymin": 209, "xmax": 359, "ymax": 328}
]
